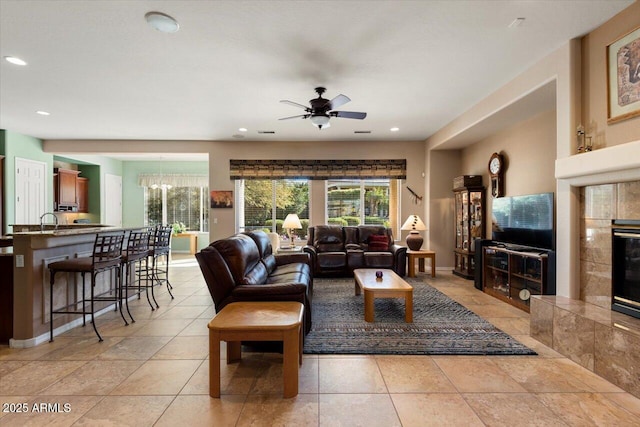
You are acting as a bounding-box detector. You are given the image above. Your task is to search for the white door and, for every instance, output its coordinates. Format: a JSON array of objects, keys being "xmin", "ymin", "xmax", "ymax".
[
  {"xmin": 15, "ymin": 157, "xmax": 47, "ymax": 224},
  {"xmin": 104, "ymin": 174, "xmax": 122, "ymax": 227}
]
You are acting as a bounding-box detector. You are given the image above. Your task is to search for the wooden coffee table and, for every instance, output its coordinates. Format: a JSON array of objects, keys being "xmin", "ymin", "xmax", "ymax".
[
  {"xmin": 207, "ymin": 301, "xmax": 304, "ymax": 398},
  {"xmin": 354, "ymin": 269, "xmax": 413, "ymax": 323}
]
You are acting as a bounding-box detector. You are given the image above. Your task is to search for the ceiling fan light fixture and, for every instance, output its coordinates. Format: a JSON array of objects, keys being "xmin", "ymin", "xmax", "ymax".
[
  {"xmin": 310, "ymin": 114, "xmax": 330, "ymax": 128},
  {"xmin": 145, "ymin": 11, "xmax": 180, "ymax": 33}
]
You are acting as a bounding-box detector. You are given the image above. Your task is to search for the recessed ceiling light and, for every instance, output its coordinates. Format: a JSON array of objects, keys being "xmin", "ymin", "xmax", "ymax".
[
  {"xmin": 238, "ymin": 128, "xmax": 248, "ymax": 132},
  {"xmin": 36, "ymin": 110, "xmax": 50, "ymax": 116},
  {"xmin": 390, "ymin": 127, "xmax": 400, "ymax": 132},
  {"xmin": 4, "ymin": 56, "xmax": 27, "ymax": 66},
  {"xmin": 144, "ymin": 11, "xmax": 180, "ymax": 33}
]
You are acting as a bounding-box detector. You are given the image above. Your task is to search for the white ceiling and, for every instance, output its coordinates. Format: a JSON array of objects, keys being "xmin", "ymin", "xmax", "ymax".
[{"xmin": 0, "ymin": 0, "xmax": 633, "ymax": 149}]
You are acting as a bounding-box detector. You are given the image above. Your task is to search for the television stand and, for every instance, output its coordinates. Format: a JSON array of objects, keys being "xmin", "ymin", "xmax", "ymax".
[{"xmin": 482, "ymin": 245, "xmax": 553, "ymax": 312}]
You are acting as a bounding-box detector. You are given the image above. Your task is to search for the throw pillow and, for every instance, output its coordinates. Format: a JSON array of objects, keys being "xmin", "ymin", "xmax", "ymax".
[{"xmin": 368, "ymin": 234, "xmax": 389, "ymax": 251}]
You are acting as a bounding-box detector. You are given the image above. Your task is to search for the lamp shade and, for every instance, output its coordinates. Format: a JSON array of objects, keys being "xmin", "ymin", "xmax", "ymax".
[
  {"xmin": 282, "ymin": 213, "xmax": 302, "ymax": 230},
  {"xmin": 401, "ymin": 215, "xmax": 426, "ymax": 231}
]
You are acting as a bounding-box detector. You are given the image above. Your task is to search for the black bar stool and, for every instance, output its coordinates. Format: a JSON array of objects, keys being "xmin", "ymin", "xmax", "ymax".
[
  {"xmin": 120, "ymin": 229, "xmax": 152, "ymax": 320},
  {"xmin": 49, "ymin": 232, "xmax": 125, "ymax": 342},
  {"xmin": 149, "ymin": 225, "xmax": 174, "ymax": 302}
]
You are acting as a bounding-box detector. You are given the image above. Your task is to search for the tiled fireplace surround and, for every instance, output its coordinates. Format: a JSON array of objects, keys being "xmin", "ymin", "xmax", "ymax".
[{"xmin": 531, "ymin": 179, "xmax": 640, "ymax": 398}]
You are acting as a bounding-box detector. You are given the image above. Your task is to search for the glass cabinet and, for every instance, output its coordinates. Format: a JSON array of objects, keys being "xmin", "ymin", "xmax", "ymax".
[{"xmin": 452, "ymin": 180, "xmax": 485, "ymax": 279}]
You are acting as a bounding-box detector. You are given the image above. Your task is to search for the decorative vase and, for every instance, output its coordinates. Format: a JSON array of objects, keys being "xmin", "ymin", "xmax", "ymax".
[{"xmin": 406, "ymin": 231, "xmax": 423, "ymax": 251}]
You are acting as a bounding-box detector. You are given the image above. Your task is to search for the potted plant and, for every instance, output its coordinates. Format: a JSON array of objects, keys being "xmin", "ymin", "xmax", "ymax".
[{"xmin": 171, "ymin": 222, "xmax": 186, "ymax": 235}]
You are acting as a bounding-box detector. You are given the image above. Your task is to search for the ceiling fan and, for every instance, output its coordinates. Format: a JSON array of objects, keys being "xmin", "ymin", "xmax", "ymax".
[{"xmin": 279, "ymin": 87, "xmax": 367, "ymax": 129}]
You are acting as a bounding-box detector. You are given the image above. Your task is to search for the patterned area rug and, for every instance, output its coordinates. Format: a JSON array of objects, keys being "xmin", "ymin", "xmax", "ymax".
[{"xmin": 303, "ymin": 277, "xmax": 536, "ymax": 355}]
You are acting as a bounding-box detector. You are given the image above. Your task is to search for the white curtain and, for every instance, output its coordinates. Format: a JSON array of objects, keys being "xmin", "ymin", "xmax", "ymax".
[{"xmin": 138, "ymin": 173, "xmax": 208, "ymax": 188}]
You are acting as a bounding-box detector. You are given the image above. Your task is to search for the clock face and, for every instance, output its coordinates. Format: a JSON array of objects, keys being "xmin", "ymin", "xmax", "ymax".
[
  {"xmin": 489, "ymin": 157, "xmax": 501, "ymax": 174},
  {"xmin": 519, "ymin": 289, "xmax": 531, "ymax": 301}
]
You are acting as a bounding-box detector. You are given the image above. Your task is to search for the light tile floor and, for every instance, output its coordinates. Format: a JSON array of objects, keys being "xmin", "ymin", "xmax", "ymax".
[{"xmin": 1, "ymin": 255, "xmax": 640, "ymax": 426}]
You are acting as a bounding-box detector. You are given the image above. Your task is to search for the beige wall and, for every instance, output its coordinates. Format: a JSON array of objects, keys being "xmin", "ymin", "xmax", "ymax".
[
  {"xmin": 582, "ymin": 1, "xmax": 640, "ymax": 148},
  {"xmin": 427, "ymin": 150, "xmax": 460, "ymax": 267},
  {"xmin": 461, "ymin": 109, "xmax": 557, "ymax": 237}
]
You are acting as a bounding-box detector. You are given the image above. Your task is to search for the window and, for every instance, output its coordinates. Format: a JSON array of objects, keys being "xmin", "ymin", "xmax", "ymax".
[
  {"xmin": 237, "ymin": 179, "xmax": 309, "ymax": 243},
  {"xmin": 144, "ymin": 185, "xmax": 209, "ymax": 232},
  {"xmin": 327, "ymin": 179, "xmax": 400, "ymax": 233}
]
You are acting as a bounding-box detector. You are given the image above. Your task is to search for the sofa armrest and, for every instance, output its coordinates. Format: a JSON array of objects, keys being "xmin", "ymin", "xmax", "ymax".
[
  {"xmin": 390, "ymin": 244, "xmax": 407, "ymax": 256},
  {"xmin": 302, "ymin": 245, "xmax": 317, "ymax": 274},
  {"xmin": 275, "ymin": 252, "xmax": 310, "ymax": 266},
  {"xmin": 391, "ymin": 244, "xmax": 407, "ymax": 277}
]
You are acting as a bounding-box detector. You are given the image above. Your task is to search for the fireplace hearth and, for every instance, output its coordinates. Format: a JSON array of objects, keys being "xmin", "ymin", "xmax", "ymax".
[{"xmin": 612, "ymin": 220, "xmax": 640, "ymax": 319}]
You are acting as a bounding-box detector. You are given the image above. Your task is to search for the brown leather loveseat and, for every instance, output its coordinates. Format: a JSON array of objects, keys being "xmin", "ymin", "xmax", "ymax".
[
  {"xmin": 196, "ymin": 230, "xmax": 313, "ymax": 334},
  {"xmin": 304, "ymin": 225, "xmax": 407, "ymax": 277}
]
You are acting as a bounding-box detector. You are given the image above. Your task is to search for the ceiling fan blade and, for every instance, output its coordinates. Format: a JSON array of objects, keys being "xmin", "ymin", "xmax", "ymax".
[
  {"xmin": 280, "ymin": 100, "xmax": 311, "ymax": 111},
  {"xmin": 332, "ymin": 111, "xmax": 367, "ymax": 120},
  {"xmin": 279, "ymin": 114, "xmax": 310, "ymax": 120},
  {"xmin": 329, "ymin": 94, "xmax": 350, "ymax": 110}
]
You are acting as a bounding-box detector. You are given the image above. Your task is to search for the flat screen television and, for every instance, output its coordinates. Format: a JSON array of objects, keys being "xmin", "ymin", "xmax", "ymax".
[{"xmin": 491, "ymin": 192, "xmax": 554, "ymax": 250}]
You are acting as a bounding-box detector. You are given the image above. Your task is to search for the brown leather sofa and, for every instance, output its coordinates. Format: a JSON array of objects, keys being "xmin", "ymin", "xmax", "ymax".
[
  {"xmin": 304, "ymin": 225, "xmax": 407, "ymax": 277},
  {"xmin": 195, "ymin": 230, "xmax": 313, "ymax": 334}
]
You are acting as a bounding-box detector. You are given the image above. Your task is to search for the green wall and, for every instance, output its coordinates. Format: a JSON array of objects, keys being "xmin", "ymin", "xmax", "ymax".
[{"xmin": 121, "ymin": 160, "xmax": 208, "ymax": 228}]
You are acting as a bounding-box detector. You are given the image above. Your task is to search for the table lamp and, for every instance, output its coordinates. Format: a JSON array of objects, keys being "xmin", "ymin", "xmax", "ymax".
[
  {"xmin": 282, "ymin": 213, "xmax": 302, "ymax": 248},
  {"xmin": 401, "ymin": 214, "xmax": 427, "ymax": 251}
]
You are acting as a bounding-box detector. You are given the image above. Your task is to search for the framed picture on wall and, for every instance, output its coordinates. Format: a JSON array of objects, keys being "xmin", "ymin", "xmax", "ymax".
[
  {"xmin": 210, "ymin": 190, "xmax": 233, "ymax": 208},
  {"xmin": 607, "ymin": 26, "xmax": 640, "ymax": 124}
]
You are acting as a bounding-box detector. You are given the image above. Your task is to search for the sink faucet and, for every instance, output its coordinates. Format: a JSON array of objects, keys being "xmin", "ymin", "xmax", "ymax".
[{"xmin": 40, "ymin": 212, "xmax": 59, "ymax": 232}]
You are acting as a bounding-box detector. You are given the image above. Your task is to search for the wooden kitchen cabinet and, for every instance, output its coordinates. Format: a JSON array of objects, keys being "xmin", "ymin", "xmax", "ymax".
[
  {"xmin": 77, "ymin": 177, "xmax": 89, "ymax": 213},
  {"xmin": 54, "ymin": 168, "xmax": 80, "ymax": 211}
]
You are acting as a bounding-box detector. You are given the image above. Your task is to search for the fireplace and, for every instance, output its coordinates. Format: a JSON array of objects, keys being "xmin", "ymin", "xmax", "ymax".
[{"xmin": 612, "ymin": 220, "xmax": 640, "ymax": 319}]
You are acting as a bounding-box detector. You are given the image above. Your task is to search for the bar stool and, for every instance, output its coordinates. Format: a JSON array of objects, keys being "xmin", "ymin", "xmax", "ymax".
[
  {"xmin": 120, "ymin": 229, "xmax": 152, "ymax": 320},
  {"xmin": 149, "ymin": 225, "xmax": 174, "ymax": 302},
  {"xmin": 49, "ymin": 232, "xmax": 125, "ymax": 342}
]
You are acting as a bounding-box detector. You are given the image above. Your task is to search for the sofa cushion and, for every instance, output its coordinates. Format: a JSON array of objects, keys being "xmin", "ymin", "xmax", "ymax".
[
  {"xmin": 368, "ymin": 234, "xmax": 389, "ymax": 251},
  {"xmin": 364, "ymin": 252, "xmax": 394, "ymax": 268},
  {"xmin": 317, "ymin": 252, "xmax": 347, "ymax": 269},
  {"xmin": 212, "ymin": 234, "xmax": 262, "ymax": 285},
  {"xmin": 269, "ymin": 262, "xmax": 311, "ymax": 278},
  {"xmin": 262, "ymin": 254, "xmax": 277, "ymax": 274},
  {"xmin": 242, "ymin": 262, "xmax": 269, "ymax": 285},
  {"xmin": 266, "ymin": 271, "xmax": 310, "ymax": 285},
  {"xmin": 314, "ymin": 225, "xmax": 345, "ymax": 252}
]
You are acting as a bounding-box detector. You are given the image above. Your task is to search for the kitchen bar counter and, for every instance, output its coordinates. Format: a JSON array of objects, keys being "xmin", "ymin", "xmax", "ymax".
[
  {"xmin": 10, "ymin": 223, "xmax": 111, "ymax": 232},
  {"xmin": 10, "ymin": 227, "xmax": 143, "ymax": 347}
]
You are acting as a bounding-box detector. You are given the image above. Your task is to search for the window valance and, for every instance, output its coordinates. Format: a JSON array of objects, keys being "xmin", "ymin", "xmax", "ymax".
[
  {"xmin": 138, "ymin": 173, "xmax": 208, "ymax": 188},
  {"xmin": 230, "ymin": 159, "xmax": 406, "ymax": 180}
]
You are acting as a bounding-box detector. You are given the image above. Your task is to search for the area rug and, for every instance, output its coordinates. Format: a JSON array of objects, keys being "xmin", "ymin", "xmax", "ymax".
[{"xmin": 303, "ymin": 277, "xmax": 536, "ymax": 355}]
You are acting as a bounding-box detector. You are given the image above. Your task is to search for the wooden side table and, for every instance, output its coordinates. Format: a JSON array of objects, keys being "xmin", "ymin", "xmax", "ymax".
[
  {"xmin": 207, "ymin": 301, "xmax": 304, "ymax": 398},
  {"xmin": 407, "ymin": 250, "xmax": 436, "ymax": 278}
]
